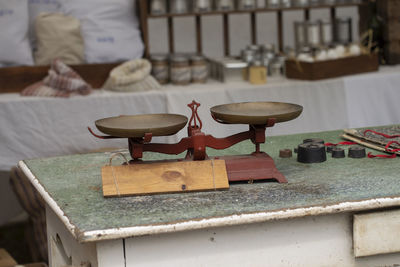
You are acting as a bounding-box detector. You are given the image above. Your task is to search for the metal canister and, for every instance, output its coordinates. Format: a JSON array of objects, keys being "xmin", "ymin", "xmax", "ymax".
[
  {"xmin": 150, "ymin": 0, "xmax": 167, "ymax": 15},
  {"xmin": 194, "ymin": 0, "xmax": 212, "ymax": 12},
  {"xmin": 320, "ymin": 20, "xmax": 333, "ymax": 46},
  {"xmin": 266, "ymin": 0, "xmax": 279, "ymax": 7},
  {"xmin": 241, "ymin": 49, "xmax": 256, "ymax": 63},
  {"xmin": 238, "ymin": 0, "xmax": 256, "ymax": 10},
  {"xmin": 280, "ymin": 0, "xmax": 291, "ymax": 8},
  {"xmin": 170, "ymin": 0, "xmax": 188, "ymax": 14},
  {"xmin": 216, "ymin": 0, "xmax": 235, "ymax": 10},
  {"xmin": 335, "ymin": 17, "xmax": 352, "ymax": 45},
  {"xmin": 170, "ymin": 55, "xmax": 191, "ymax": 85},
  {"xmin": 150, "ymin": 54, "xmax": 169, "ymax": 84},
  {"xmin": 190, "ymin": 55, "xmax": 208, "ymax": 83}
]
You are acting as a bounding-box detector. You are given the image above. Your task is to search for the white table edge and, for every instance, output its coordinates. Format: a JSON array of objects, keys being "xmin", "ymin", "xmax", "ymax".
[{"xmin": 19, "ymin": 160, "xmax": 400, "ymax": 244}]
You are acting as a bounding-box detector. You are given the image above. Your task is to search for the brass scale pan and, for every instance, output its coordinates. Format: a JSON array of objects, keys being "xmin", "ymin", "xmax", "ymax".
[{"xmin": 95, "ymin": 102, "xmax": 303, "ymax": 138}]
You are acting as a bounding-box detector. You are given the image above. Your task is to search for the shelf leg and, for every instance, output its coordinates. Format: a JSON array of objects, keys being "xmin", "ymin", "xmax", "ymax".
[
  {"xmin": 251, "ymin": 12, "xmax": 257, "ymax": 45},
  {"xmin": 223, "ymin": 14, "xmax": 230, "ymax": 56},
  {"xmin": 196, "ymin": 15, "xmax": 203, "ymax": 54},
  {"xmin": 168, "ymin": 17, "xmax": 175, "ymax": 54},
  {"xmin": 138, "ymin": 0, "xmax": 150, "ymax": 58},
  {"xmin": 277, "ymin": 10, "xmax": 283, "ymax": 52}
]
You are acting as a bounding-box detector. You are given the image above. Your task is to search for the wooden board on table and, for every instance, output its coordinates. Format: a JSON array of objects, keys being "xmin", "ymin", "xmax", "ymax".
[{"xmin": 102, "ymin": 160, "xmax": 229, "ymax": 197}]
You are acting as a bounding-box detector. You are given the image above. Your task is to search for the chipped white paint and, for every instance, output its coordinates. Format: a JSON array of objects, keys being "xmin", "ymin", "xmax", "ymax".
[
  {"xmin": 354, "ymin": 210, "xmax": 400, "ymax": 257},
  {"xmin": 20, "ymin": 160, "xmax": 400, "ymax": 244},
  {"xmin": 19, "ymin": 161, "xmax": 79, "ymax": 240}
]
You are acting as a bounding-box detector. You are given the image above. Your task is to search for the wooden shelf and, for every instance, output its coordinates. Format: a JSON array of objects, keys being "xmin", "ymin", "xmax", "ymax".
[
  {"xmin": 147, "ymin": 2, "xmax": 366, "ymax": 18},
  {"xmin": 138, "ymin": 1, "xmax": 367, "ymax": 58}
]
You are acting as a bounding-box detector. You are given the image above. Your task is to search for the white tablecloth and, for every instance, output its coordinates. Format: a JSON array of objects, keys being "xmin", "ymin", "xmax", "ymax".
[{"xmin": 0, "ymin": 66, "xmax": 399, "ymax": 171}]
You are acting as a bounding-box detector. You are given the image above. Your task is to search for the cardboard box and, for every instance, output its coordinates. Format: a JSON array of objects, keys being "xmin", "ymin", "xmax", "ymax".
[
  {"xmin": 0, "ymin": 248, "xmax": 47, "ymax": 267},
  {"xmin": 0, "ymin": 249, "xmax": 17, "ymax": 267}
]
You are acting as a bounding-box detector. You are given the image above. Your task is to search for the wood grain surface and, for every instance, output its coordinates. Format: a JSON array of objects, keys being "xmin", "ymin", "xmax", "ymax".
[{"xmin": 102, "ymin": 160, "xmax": 229, "ymax": 197}]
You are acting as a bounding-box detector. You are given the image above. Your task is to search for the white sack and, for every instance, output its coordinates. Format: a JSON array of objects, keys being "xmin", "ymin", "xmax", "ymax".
[
  {"xmin": 0, "ymin": 0, "xmax": 34, "ymax": 66},
  {"xmin": 60, "ymin": 0, "xmax": 144, "ymax": 63}
]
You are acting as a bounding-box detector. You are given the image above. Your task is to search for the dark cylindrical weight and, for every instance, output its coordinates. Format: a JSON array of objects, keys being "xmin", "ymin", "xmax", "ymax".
[
  {"xmin": 297, "ymin": 142, "xmax": 327, "ymax": 163},
  {"xmin": 331, "ymin": 147, "xmax": 345, "ymax": 158},
  {"xmin": 303, "ymin": 138, "xmax": 324, "ymax": 144},
  {"xmin": 348, "ymin": 146, "xmax": 366, "ymax": 158}
]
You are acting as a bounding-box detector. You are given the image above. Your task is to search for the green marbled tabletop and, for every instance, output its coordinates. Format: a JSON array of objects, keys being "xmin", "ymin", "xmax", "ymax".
[{"xmin": 22, "ymin": 126, "xmax": 400, "ymax": 242}]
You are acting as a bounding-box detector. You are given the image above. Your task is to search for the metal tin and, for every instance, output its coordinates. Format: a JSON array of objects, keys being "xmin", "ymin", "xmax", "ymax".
[
  {"xmin": 216, "ymin": 0, "xmax": 234, "ymax": 11},
  {"xmin": 190, "ymin": 55, "xmax": 208, "ymax": 83},
  {"xmin": 238, "ymin": 0, "xmax": 256, "ymax": 10},
  {"xmin": 170, "ymin": 0, "xmax": 188, "ymax": 14},
  {"xmin": 335, "ymin": 17, "xmax": 352, "ymax": 45},
  {"xmin": 170, "ymin": 55, "xmax": 191, "ymax": 85},
  {"xmin": 150, "ymin": 0, "xmax": 167, "ymax": 15},
  {"xmin": 209, "ymin": 58, "xmax": 248, "ymax": 82},
  {"xmin": 194, "ymin": 0, "xmax": 212, "ymax": 12},
  {"xmin": 150, "ymin": 54, "xmax": 169, "ymax": 84}
]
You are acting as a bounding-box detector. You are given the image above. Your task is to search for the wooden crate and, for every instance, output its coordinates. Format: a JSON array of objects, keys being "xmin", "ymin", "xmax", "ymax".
[{"xmin": 285, "ymin": 54, "xmax": 379, "ymax": 81}]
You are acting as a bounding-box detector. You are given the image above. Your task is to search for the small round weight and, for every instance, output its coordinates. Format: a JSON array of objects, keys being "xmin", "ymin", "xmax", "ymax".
[
  {"xmin": 303, "ymin": 138, "xmax": 324, "ymax": 144},
  {"xmin": 279, "ymin": 149, "xmax": 293, "ymax": 158},
  {"xmin": 348, "ymin": 146, "xmax": 366, "ymax": 158},
  {"xmin": 297, "ymin": 142, "xmax": 327, "ymax": 163},
  {"xmin": 331, "ymin": 147, "xmax": 345, "ymax": 158}
]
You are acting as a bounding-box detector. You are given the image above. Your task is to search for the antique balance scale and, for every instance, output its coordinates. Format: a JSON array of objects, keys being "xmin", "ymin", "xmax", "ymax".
[{"xmin": 89, "ymin": 101, "xmax": 303, "ymax": 196}]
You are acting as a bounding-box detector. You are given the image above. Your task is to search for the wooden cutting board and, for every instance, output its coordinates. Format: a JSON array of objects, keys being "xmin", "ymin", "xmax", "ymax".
[{"xmin": 102, "ymin": 159, "xmax": 229, "ymax": 197}]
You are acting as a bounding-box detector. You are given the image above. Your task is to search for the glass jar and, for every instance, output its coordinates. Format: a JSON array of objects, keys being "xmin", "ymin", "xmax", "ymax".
[
  {"xmin": 150, "ymin": 54, "xmax": 169, "ymax": 84},
  {"xmin": 320, "ymin": 20, "xmax": 333, "ymax": 46},
  {"xmin": 216, "ymin": 0, "xmax": 234, "ymax": 11},
  {"xmin": 150, "ymin": 0, "xmax": 167, "ymax": 15},
  {"xmin": 335, "ymin": 17, "xmax": 352, "ymax": 45},
  {"xmin": 306, "ymin": 21, "xmax": 321, "ymax": 47},
  {"xmin": 170, "ymin": 0, "xmax": 188, "ymax": 14},
  {"xmin": 170, "ymin": 55, "xmax": 191, "ymax": 85},
  {"xmin": 190, "ymin": 55, "xmax": 208, "ymax": 83},
  {"xmin": 280, "ymin": 0, "xmax": 291, "ymax": 8},
  {"xmin": 266, "ymin": 0, "xmax": 280, "ymax": 8},
  {"xmin": 194, "ymin": 0, "xmax": 212, "ymax": 12},
  {"xmin": 256, "ymin": 0, "xmax": 266, "ymax": 8},
  {"xmin": 238, "ymin": 0, "xmax": 256, "ymax": 10}
]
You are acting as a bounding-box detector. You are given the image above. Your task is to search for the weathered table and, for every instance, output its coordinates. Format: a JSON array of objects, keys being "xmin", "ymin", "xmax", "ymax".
[{"xmin": 19, "ymin": 128, "xmax": 400, "ymax": 267}]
